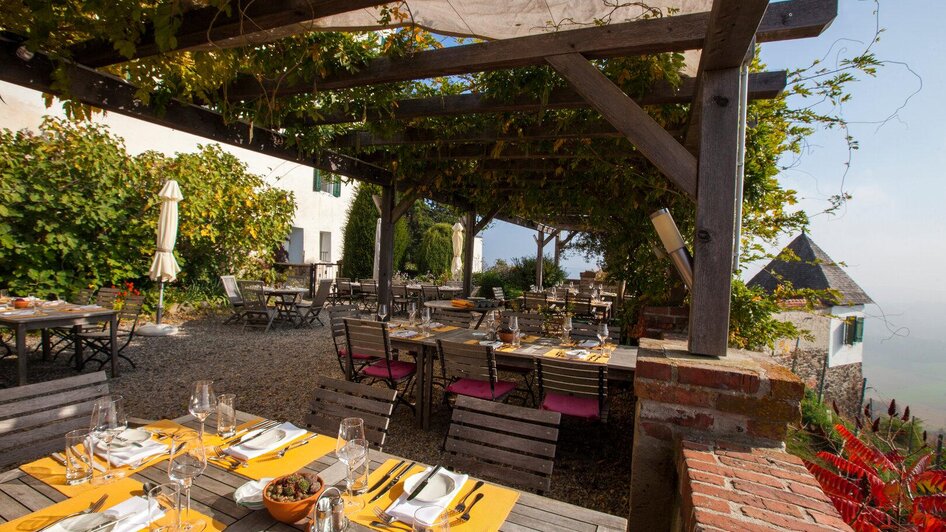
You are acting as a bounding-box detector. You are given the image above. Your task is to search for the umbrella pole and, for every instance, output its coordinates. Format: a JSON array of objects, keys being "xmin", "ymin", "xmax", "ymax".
[{"xmin": 157, "ymin": 281, "xmax": 165, "ymax": 324}]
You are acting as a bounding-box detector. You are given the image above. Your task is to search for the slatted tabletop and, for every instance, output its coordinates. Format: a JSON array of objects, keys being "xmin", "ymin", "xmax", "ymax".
[{"xmin": 0, "ymin": 412, "xmax": 627, "ymax": 531}]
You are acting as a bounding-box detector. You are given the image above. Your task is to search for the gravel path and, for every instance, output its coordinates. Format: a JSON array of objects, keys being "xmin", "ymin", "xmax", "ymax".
[{"xmin": 1, "ymin": 313, "xmax": 634, "ymax": 518}]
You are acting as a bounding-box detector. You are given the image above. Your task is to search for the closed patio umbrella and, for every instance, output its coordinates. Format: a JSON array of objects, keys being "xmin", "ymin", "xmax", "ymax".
[
  {"xmin": 451, "ymin": 222, "xmax": 464, "ymax": 280},
  {"xmin": 148, "ymin": 180, "xmax": 183, "ymax": 324}
]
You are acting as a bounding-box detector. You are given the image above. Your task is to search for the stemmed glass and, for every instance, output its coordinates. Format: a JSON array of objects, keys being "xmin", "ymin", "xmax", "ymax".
[
  {"xmin": 168, "ymin": 431, "xmax": 207, "ymax": 531},
  {"xmin": 336, "ymin": 418, "xmax": 368, "ymax": 514},
  {"xmin": 90, "ymin": 394, "xmax": 127, "ymax": 484},
  {"xmin": 377, "ymin": 304, "xmax": 388, "ymax": 322},
  {"xmin": 421, "ymin": 308, "xmax": 432, "ymax": 336},
  {"xmin": 188, "ymin": 381, "xmax": 217, "ymax": 439},
  {"xmin": 597, "ymin": 322, "xmax": 609, "ymax": 349},
  {"xmin": 485, "ymin": 311, "xmax": 497, "ymax": 341},
  {"xmin": 408, "ymin": 302, "xmax": 417, "ymax": 326},
  {"xmin": 509, "ymin": 315, "xmax": 520, "ymax": 347},
  {"xmin": 562, "ymin": 316, "xmax": 573, "ymax": 344}
]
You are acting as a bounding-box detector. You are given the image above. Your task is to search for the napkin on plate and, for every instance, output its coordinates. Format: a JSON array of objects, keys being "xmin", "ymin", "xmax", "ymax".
[
  {"xmin": 478, "ymin": 340, "xmax": 503, "ymax": 348},
  {"xmin": 96, "ymin": 439, "xmax": 168, "ymax": 467},
  {"xmin": 577, "ymin": 339, "xmax": 600, "ymax": 348},
  {"xmin": 1, "ymin": 309, "xmax": 35, "ymax": 316},
  {"xmin": 391, "ymin": 329, "xmax": 420, "ymax": 338},
  {"xmin": 225, "ymin": 422, "xmax": 307, "ymax": 461},
  {"xmin": 386, "ymin": 467, "xmax": 468, "ymax": 525},
  {"xmin": 427, "ymin": 322, "xmax": 444, "ymax": 329},
  {"xmin": 103, "ymin": 495, "xmax": 157, "ymax": 532},
  {"xmin": 77, "ymin": 304, "xmax": 104, "ymax": 310}
]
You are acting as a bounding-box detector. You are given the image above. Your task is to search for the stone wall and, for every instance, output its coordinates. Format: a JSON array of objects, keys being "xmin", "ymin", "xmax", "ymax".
[{"xmin": 772, "ymin": 347, "xmax": 864, "ymax": 417}]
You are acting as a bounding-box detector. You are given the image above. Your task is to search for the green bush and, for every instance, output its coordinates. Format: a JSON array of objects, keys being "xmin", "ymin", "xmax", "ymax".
[
  {"xmin": 504, "ymin": 256, "xmax": 567, "ymax": 291},
  {"xmin": 340, "ymin": 184, "xmax": 410, "ymax": 279},
  {"xmin": 418, "ymin": 223, "xmax": 453, "ymax": 276},
  {"xmin": 473, "ymin": 270, "xmax": 504, "ymax": 298}
]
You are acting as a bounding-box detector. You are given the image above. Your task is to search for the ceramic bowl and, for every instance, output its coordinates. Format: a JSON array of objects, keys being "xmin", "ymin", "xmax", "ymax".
[{"xmin": 262, "ymin": 472, "xmax": 325, "ymax": 524}]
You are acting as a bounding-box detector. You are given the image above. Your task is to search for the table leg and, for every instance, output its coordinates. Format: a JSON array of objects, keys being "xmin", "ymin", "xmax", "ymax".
[
  {"xmin": 415, "ymin": 346, "xmax": 427, "ymax": 428},
  {"xmin": 110, "ymin": 314, "xmax": 119, "ymax": 378},
  {"xmin": 16, "ymin": 324, "xmax": 27, "ymax": 385},
  {"xmin": 74, "ymin": 324, "xmax": 84, "ymax": 371},
  {"xmin": 41, "ymin": 329, "xmax": 51, "ymax": 360},
  {"xmin": 423, "ymin": 345, "xmax": 434, "ymax": 430}
]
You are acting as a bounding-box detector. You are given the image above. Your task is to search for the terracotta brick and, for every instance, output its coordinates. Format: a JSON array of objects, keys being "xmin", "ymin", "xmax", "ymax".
[
  {"xmin": 692, "ymin": 494, "xmax": 732, "ymax": 514},
  {"xmin": 808, "ymin": 510, "xmax": 851, "ymax": 530},
  {"xmin": 678, "ymin": 365, "xmax": 761, "ymax": 393},
  {"xmin": 689, "ymin": 470, "xmax": 727, "ymax": 486},
  {"xmin": 692, "ymin": 483, "xmax": 763, "ymax": 507},
  {"xmin": 741, "ymin": 507, "xmax": 830, "ymax": 532},
  {"xmin": 787, "ymin": 481, "xmax": 833, "ymax": 502},
  {"xmin": 759, "ymin": 497, "xmax": 805, "ymax": 518},
  {"xmin": 732, "ymin": 480, "xmax": 838, "ymax": 515},
  {"xmin": 640, "ymin": 420, "xmax": 673, "ymax": 441},
  {"xmin": 637, "ymin": 359, "xmax": 673, "ymax": 381},
  {"xmin": 682, "ymin": 440, "xmax": 714, "ymax": 452},
  {"xmin": 765, "ymin": 364, "xmax": 806, "ymax": 400},
  {"xmin": 732, "ymin": 468, "xmax": 786, "ymax": 489},
  {"xmin": 688, "ymin": 460, "xmax": 736, "ymax": 478},
  {"xmin": 635, "ymin": 380, "xmax": 718, "ymax": 408},
  {"xmin": 716, "ymin": 394, "xmax": 800, "ymax": 423},
  {"xmin": 747, "ymin": 419, "xmax": 788, "ymax": 441},
  {"xmin": 718, "ymin": 456, "xmax": 813, "ymax": 484},
  {"xmin": 763, "ymin": 463, "xmax": 819, "ymax": 484},
  {"xmin": 694, "ymin": 509, "xmax": 779, "ymax": 532},
  {"xmin": 683, "ymin": 449, "xmax": 718, "ymax": 464}
]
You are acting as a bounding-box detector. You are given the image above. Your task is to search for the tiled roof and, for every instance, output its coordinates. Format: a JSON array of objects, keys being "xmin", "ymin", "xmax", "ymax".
[{"xmin": 748, "ymin": 233, "xmax": 873, "ymax": 306}]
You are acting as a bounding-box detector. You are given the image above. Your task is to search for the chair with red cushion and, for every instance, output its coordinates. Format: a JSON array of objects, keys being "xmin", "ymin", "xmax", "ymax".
[
  {"xmin": 345, "ymin": 318, "xmax": 417, "ymax": 413},
  {"xmin": 535, "ymin": 358, "xmax": 608, "ymax": 422},
  {"xmin": 329, "ymin": 305, "xmax": 376, "ymax": 378},
  {"xmin": 437, "ymin": 340, "xmax": 516, "ymax": 403}
]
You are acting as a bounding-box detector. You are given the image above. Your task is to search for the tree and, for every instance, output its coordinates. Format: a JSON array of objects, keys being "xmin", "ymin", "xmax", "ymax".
[
  {"xmin": 340, "ymin": 183, "xmax": 410, "ymax": 279},
  {"xmin": 417, "ymin": 223, "xmax": 453, "ymax": 276}
]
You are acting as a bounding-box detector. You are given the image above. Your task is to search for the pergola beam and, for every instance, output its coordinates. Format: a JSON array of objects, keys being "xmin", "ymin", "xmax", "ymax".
[
  {"xmin": 225, "ymin": 0, "xmax": 835, "ymax": 99},
  {"xmin": 304, "ymin": 71, "xmax": 787, "ymax": 126},
  {"xmin": 71, "ymin": 0, "xmax": 393, "ymax": 68}
]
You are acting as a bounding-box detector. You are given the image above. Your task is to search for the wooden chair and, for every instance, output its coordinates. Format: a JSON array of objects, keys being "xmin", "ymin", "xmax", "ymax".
[
  {"xmin": 305, "ymin": 376, "xmax": 397, "ymax": 451},
  {"xmin": 391, "ymin": 283, "xmax": 412, "ymax": 315},
  {"xmin": 344, "ymin": 318, "xmax": 416, "ymax": 413},
  {"xmin": 421, "ymin": 284, "xmax": 440, "ymax": 303},
  {"xmin": 444, "ymin": 395, "xmax": 561, "ymax": 495},
  {"xmin": 237, "ymin": 280, "xmax": 276, "ymax": 333},
  {"xmin": 431, "ymin": 309, "xmax": 472, "ymax": 329},
  {"xmin": 77, "ymin": 294, "xmax": 145, "ymax": 371},
  {"xmin": 438, "ymin": 340, "xmax": 516, "ymax": 402},
  {"xmin": 492, "ymin": 286, "xmax": 506, "ymax": 305},
  {"xmin": 48, "ymin": 286, "xmax": 99, "ymax": 358},
  {"xmin": 296, "ymin": 279, "xmax": 333, "ymax": 326},
  {"xmin": 522, "ymin": 291, "xmax": 547, "ymax": 311},
  {"xmin": 71, "ymin": 287, "xmax": 96, "ymax": 305},
  {"xmin": 0, "ymin": 372, "xmax": 110, "ymax": 470},
  {"xmin": 328, "ymin": 305, "xmax": 373, "ymax": 375},
  {"xmin": 569, "ymin": 321, "xmax": 619, "ymax": 343},
  {"xmin": 566, "ymin": 294, "xmax": 597, "ymax": 320},
  {"xmin": 360, "ymin": 279, "xmax": 378, "ymax": 311},
  {"xmin": 220, "ymin": 275, "xmax": 245, "ymax": 324},
  {"xmin": 335, "ymin": 278, "xmax": 354, "ymax": 305},
  {"xmin": 94, "ymin": 287, "xmax": 122, "ymax": 308},
  {"xmin": 535, "ymin": 358, "xmax": 608, "ymax": 422},
  {"xmin": 503, "ymin": 311, "xmax": 545, "ymax": 336}
]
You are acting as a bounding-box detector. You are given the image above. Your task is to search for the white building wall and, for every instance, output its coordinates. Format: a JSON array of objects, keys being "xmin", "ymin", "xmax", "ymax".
[
  {"xmin": 827, "ymin": 305, "xmax": 866, "ymax": 367},
  {"xmin": 0, "ymin": 81, "xmax": 354, "ymax": 267},
  {"xmin": 473, "ymin": 236, "xmax": 484, "ymax": 273}
]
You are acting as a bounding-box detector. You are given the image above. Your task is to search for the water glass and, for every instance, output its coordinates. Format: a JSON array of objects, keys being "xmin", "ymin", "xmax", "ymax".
[
  {"xmin": 509, "ymin": 316, "xmax": 520, "ymax": 347},
  {"xmin": 188, "ymin": 380, "xmax": 217, "ymax": 439},
  {"xmin": 562, "ymin": 316, "xmax": 573, "ymax": 344},
  {"xmin": 408, "ymin": 303, "xmax": 417, "ymax": 326},
  {"xmin": 597, "ymin": 322, "xmax": 609, "ymax": 348},
  {"xmin": 64, "ymin": 429, "xmax": 93, "ymax": 485},
  {"xmin": 413, "ymin": 505, "xmax": 449, "ymax": 531},
  {"xmin": 377, "ymin": 304, "xmax": 388, "ymax": 322},
  {"xmin": 148, "ymin": 482, "xmax": 181, "ymax": 532},
  {"xmin": 216, "ymin": 393, "xmax": 236, "ymax": 437},
  {"xmin": 336, "ymin": 419, "xmax": 368, "ymax": 513}
]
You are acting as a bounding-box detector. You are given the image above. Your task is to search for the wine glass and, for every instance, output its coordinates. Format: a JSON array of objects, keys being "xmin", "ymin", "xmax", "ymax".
[
  {"xmin": 377, "ymin": 304, "xmax": 388, "ymax": 322},
  {"xmin": 188, "ymin": 381, "xmax": 216, "ymax": 439},
  {"xmin": 90, "ymin": 395, "xmax": 127, "ymax": 484},
  {"xmin": 408, "ymin": 302, "xmax": 417, "ymax": 326},
  {"xmin": 509, "ymin": 315, "xmax": 520, "ymax": 347},
  {"xmin": 413, "ymin": 505, "xmax": 450, "ymax": 531},
  {"xmin": 168, "ymin": 431, "xmax": 207, "ymax": 531},
  {"xmin": 562, "ymin": 316, "xmax": 573, "ymax": 344},
  {"xmin": 597, "ymin": 322, "xmax": 609, "ymax": 349},
  {"xmin": 421, "ymin": 308, "xmax": 432, "ymax": 336},
  {"xmin": 336, "ymin": 419, "xmax": 368, "ymax": 514}
]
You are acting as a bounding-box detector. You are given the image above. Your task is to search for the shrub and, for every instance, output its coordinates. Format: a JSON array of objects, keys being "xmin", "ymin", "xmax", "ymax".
[
  {"xmin": 473, "ymin": 270, "xmax": 504, "ymax": 298},
  {"xmin": 503, "ymin": 256, "xmax": 567, "ymax": 291},
  {"xmin": 418, "ymin": 223, "xmax": 453, "ymax": 276},
  {"xmin": 340, "ymin": 184, "xmax": 410, "ymax": 279}
]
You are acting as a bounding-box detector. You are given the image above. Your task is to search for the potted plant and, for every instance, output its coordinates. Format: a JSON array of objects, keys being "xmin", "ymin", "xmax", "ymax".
[{"xmin": 263, "ymin": 472, "xmax": 326, "ymax": 524}]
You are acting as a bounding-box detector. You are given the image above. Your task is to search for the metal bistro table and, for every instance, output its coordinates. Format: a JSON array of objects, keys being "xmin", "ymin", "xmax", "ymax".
[
  {"xmin": 388, "ymin": 325, "xmax": 637, "ymax": 429},
  {"xmin": 0, "ymin": 411, "xmax": 628, "ymax": 531},
  {"xmin": 263, "ymin": 287, "xmax": 309, "ymax": 326},
  {"xmin": 0, "ymin": 306, "xmax": 119, "ymax": 385}
]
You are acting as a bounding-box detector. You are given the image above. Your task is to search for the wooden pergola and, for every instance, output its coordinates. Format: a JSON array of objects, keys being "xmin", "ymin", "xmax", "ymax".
[{"xmin": 0, "ymin": 0, "xmax": 838, "ymax": 356}]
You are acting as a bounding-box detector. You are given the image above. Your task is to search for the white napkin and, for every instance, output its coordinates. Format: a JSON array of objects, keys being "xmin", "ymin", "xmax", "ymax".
[
  {"xmin": 41, "ymin": 300, "xmax": 65, "ymax": 307},
  {"xmin": 386, "ymin": 468, "xmax": 468, "ymax": 525},
  {"xmin": 77, "ymin": 304, "xmax": 104, "ymax": 310},
  {"xmin": 427, "ymin": 322, "xmax": 444, "ymax": 329},
  {"xmin": 96, "ymin": 439, "xmax": 168, "ymax": 467},
  {"xmin": 103, "ymin": 495, "xmax": 158, "ymax": 532},
  {"xmin": 577, "ymin": 339, "xmax": 600, "ymax": 348},
  {"xmin": 479, "ymin": 340, "xmax": 503, "ymax": 348},
  {"xmin": 1, "ymin": 309, "xmax": 35, "ymax": 316},
  {"xmin": 391, "ymin": 329, "xmax": 420, "ymax": 338},
  {"xmin": 226, "ymin": 422, "xmax": 306, "ymax": 460}
]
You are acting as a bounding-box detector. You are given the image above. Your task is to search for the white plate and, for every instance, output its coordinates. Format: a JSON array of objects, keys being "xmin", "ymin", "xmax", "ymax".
[
  {"xmin": 109, "ymin": 428, "xmax": 152, "ymax": 449},
  {"xmin": 402, "ymin": 471, "xmax": 456, "ymax": 503},
  {"xmin": 471, "ymin": 332, "xmax": 486, "ymax": 338},
  {"xmin": 242, "ymin": 429, "xmax": 287, "ymax": 451},
  {"xmin": 43, "ymin": 513, "xmax": 117, "ymax": 532},
  {"xmin": 564, "ymin": 349, "xmax": 589, "ymax": 360}
]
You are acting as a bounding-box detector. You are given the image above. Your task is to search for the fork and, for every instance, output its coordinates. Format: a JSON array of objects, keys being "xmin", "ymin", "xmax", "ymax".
[
  {"xmin": 459, "ymin": 493, "xmax": 484, "ymax": 522},
  {"xmin": 372, "ymin": 506, "xmax": 401, "ymax": 526},
  {"xmin": 210, "ymin": 446, "xmax": 247, "ymax": 468},
  {"xmin": 37, "ymin": 493, "xmax": 109, "ymax": 531}
]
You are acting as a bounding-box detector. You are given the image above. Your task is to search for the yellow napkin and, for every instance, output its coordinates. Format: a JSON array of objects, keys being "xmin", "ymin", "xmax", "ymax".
[
  {"xmin": 19, "ymin": 420, "xmax": 187, "ymax": 497},
  {"xmin": 0, "ymin": 477, "xmax": 224, "ymax": 532},
  {"xmin": 349, "ymin": 459, "xmax": 519, "ymax": 531}
]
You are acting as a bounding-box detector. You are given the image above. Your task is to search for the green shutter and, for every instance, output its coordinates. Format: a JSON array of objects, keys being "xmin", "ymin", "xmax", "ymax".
[
  {"xmin": 844, "ymin": 318, "xmax": 856, "ymax": 345},
  {"xmin": 333, "ymin": 179, "xmax": 341, "ymax": 197},
  {"xmin": 853, "ymin": 317, "xmax": 865, "ymax": 343},
  {"xmin": 313, "ymin": 169, "xmax": 322, "ymax": 192}
]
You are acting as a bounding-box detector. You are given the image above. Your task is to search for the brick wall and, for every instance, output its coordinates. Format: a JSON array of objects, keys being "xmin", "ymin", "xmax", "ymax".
[
  {"xmin": 641, "ymin": 306, "xmax": 689, "ymax": 339},
  {"xmin": 676, "ymin": 440, "xmax": 851, "ymax": 531}
]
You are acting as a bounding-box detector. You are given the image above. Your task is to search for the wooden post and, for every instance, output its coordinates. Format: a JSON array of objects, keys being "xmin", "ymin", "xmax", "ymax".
[
  {"xmin": 462, "ymin": 211, "xmax": 476, "ymax": 297},
  {"xmin": 688, "ymin": 68, "xmax": 742, "ymax": 357},
  {"xmin": 535, "ymin": 229, "xmax": 545, "ymax": 289},
  {"xmin": 377, "ymin": 184, "xmax": 395, "ymax": 316}
]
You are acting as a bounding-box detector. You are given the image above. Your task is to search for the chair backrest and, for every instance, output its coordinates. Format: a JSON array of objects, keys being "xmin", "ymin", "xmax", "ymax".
[
  {"xmin": 305, "ymin": 376, "xmax": 397, "ymax": 451},
  {"xmin": 492, "ymin": 286, "xmax": 505, "ymax": 301},
  {"xmin": 336, "ymin": 278, "xmax": 352, "ymax": 295},
  {"xmin": 71, "ymin": 287, "xmax": 95, "ymax": 306},
  {"xmin": 328, "ymin": 305, "xmax": 360, "ymax": 352},
  {"xmin": 360, "ymin": 279, "xmax": 378, "ymax": 295},
  {"xmin": 392, "ymin": 283, "xmax": 409, "ymax": 298},
  {"xmin": 344, "ymin": 318, "xmax": 393, "ymax": 377},
  {"xmin": 311, "ymin": 279, "xmax": 333, "ymax": 307},
  {"xmin": 432, "ymin": 309, "xmax": 472, "ymax": 329},
  {"xmin": 94, "ymin": 287, "xmax": 122, "ymax": 308},
  {"xmin": 118, "ymin": 294, "xmax": 145, "ymax": 326},
  {"xmin": 567, "ymin": 294, "xmax": 594, "ymax": 317},
  {"xmin": 504, "ymin": 311, "xmax": 545, "ymax": 336},
  {"xmin": 569, "ymin": 321, "xmax": 619, "ymax": 343},
  {"xmin": 523, "ymin": 292, "xmax": 547, "ymax": 311},
  {"xmin": 438, "ymin": 340, "xmax": 499, "ymax": 392},
  {"xmin": 535, "ymin": 358, "xmax": 608, "ymax": 418},
  {"xmin": 444, "ymin": 395, "xmax": 561, "ymax": 494},
  {"xmin": 220, "ymin": 275, "xmax": 243, "ymax": 305},
  {"xmin": 237, "ymin": 280, "xmax": 267, "ymax": 310},
  {"xmin": 0, "ymin": 372, "xmax": 110, "ymax": 469},
  {"xmin": 421, "ymin": 285, "xmax": 440, "ymax": 301}
]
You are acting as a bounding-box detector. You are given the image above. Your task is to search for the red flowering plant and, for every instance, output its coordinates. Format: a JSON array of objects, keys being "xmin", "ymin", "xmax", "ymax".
[
  {"xmin": 804, "ymin": 400, "xmax": 946, "ymax": 531},
  {"xmin": 109, "ymin": 281, "xmax": 142, "ymax": 309}
]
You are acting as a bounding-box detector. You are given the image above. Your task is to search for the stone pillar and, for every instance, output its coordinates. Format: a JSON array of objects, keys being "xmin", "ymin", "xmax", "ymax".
[{"xmin": 629, "ymin": 338, "xmax": 804, "ymax": 531}]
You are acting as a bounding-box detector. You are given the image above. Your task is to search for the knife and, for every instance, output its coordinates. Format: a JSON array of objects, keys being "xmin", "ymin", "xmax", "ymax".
[
  {"xmin": 406, "ymin": 465, "xmax": 442, "ymax": 502},
  {"xmin": 237, "ymin": 422, "xmax": 282, "ymax": 446},
  {"xmin": 51, "ymin": 452, "xmax": 68, "ymax": 466},
  {"xmin": 228, "ymin": 420, "xmax": 278, "ymax": 444},
  {"xmin": 368, "ymin": 460, "xmax": 406, "ymax": 493},
  {"xmin": 370, "ymin": 461, "xmax": 415, "ymax": 503}
]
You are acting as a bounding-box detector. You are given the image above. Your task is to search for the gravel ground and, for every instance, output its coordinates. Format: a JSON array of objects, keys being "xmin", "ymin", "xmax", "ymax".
[{"xmin": 1, "ymin": 311, "xmax": 634, "ymax": 518}]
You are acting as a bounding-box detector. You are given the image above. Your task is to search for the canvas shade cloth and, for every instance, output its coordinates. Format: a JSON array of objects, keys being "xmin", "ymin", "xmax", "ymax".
[
  {"xmin": 147, "ymin": 180, "xmax": 183, "ymax": 282},
  {"xmin": 451, "ymin": 221, "xmax": 464, "ymax": 280}
]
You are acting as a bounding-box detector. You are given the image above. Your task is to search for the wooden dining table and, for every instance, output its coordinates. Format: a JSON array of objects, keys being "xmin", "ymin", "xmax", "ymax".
[
  {"xmin": 0, "ymin": 411, "xmax": 628, "ymax": 531},
  {"xmin": 387, "ymin": 323, "xmax": 637, "ymax": 430},
  {"xmin": 0, "ymin": 303, "xmax": 118, "ymax": 385}
]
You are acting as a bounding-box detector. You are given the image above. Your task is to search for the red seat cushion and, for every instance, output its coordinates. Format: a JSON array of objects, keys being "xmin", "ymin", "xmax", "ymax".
[
  {"xmin": 541, "ymin": 392, "xmax": 600, "ymax": 420},
  {"xmin": 362, "ymin": 359, "xmax": 416, "ymax": 380},
  {"xmin": 337, "ymin": 348, "xmax": 377, "ymax": 361},
  {"xmin": 446, "ymin": 378, "xmax": 517, "ymax": 401}
]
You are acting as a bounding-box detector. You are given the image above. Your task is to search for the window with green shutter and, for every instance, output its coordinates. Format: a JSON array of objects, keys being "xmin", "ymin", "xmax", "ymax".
[
  {"xmin": 313, "ymin": 168, "xmax": 322, "ymax": 192},
  {"xmin": 332, "ymin": 179, "xmax": 341, "ymax": 197},
  {"xmin": 853, "ymin": 316, "xmax": 865, "ymax": 343},
  {"xmin": 843, "ymin": 316, "xmax": 866, "ymax": 345}
]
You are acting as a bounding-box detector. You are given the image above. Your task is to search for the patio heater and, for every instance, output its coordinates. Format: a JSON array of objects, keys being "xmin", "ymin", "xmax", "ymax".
[{"xmin": 650, "ymin": 209, "xmax": 693, "ymax": 289}]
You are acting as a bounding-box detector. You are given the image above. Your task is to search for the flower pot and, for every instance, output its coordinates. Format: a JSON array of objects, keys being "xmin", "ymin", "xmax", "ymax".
[
  {"xmin": 13, "ymin": 299, "xmax": 29, "ymax": 309},
  {"xmin": 498, "ymin": 331, "xmax": 515, "ymax": 343},
  {"xmin": 262, "ymin": 472, "xmax": 325, "ymax": 524}
]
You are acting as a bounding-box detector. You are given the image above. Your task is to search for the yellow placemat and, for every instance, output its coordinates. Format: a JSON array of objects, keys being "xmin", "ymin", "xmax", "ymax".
[
  {"xmin": 349, "ymin": 459, "xmax": 520, "ymax": 531},
  {"xmin": 209, "ymin": 432, "xmax": 337, "ymax": 481},
  {"xmin": 433, "ymin": 325, "xmax": 460, "ymax": 333},
  {"xmin": 543, "ymin": 349, "xmax": 611, "ymax": 364},
  {"xmin": 0, "ymin": 477, "xmax": 224, "ymax": 532},
  {"xmin": 20, "ymin": 420, "xmax": 188, "ymax": 497}
]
